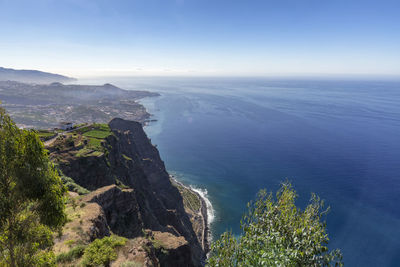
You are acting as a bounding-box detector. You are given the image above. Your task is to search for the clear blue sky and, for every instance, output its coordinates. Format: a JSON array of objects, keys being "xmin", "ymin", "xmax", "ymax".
[{"xmin": 0, "ymin": 0, "xmax": 399, "ymax": 77}]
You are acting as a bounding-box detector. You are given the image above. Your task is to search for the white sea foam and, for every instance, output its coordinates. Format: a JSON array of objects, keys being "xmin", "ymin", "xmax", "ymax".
[
  {"xmin": 169, "ymin": 173, "xmax": 216, "ymax": 243},
  {"xmin": 189, "ymin": 186, "xmax": 215, "ymax": 226}
]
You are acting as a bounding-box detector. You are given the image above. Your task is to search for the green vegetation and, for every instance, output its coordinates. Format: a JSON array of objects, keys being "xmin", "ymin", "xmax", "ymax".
[
  {"xmin": 70, "ymin": 125, "xmax": 92, "ymax": 135},
  {"xmin": 86, "ymin": 137, "xmax": 103, "ymax": 150},
  {"xmin": 73, "ymin": 123, "xmax": 111, "ymax": 136},
  {"xmin": 76, "ymin": 147, "xmax": 103, "ymax": 157},
  {"xmin": 122, "ymin": 154, "xmax": 132, "ymax": 161},
  {"xmin": 0, "ymin": 107, "xmax": 66, "ymax": 266},
  {"xmin": 60, "ymin": 171, "xmax": 90, "ymax": 195},
  {"xmin": 151, "ymin": 238, "xmax": 169, "ymax": 259},
  {"xmin": 70, "ymin": 123, "xmax": 112, "ymax": 155},
  {"xmin": 81, "ymin": 235, "xmax": 127, "ymax": 267},
  {"xmin": 86, "ymin": 150, "xmax": 104, "ymax": 157},
  {"xmin": 73, "ymin": 123, "xmax": 88, "ymax": 129},
  {"xmin": 75, "ymin": 147, "xmax": 94, "ymax": 157},
  {"xmin": 36, "ymin": 129, "xmax": 56, "ymax": 138},
  {"xmin": 174, "ymin": 182, "xmax": 201, "ymax": 212},
  {"xmin": 83, "ymin": 129, "xmax": 111, "ymax": 139},
  {"xmin": 55, "ymin": 245, "xmax": 86, "ymax": 264},
  {"xmin": 120, "ymin": 261, "xmax": 143, "ymax": 267},
  {"xmin": 207, "ymin": 182, "xmax": 343, "ymax": 267},
  {"xmin": 115, "ymin": 178, "xmax": 130, "ymax": 190},
  {"xmin": 65, "ymin": 136, "xmax": 75, "ymax": 147},
  {"xmin": 64, "ymin": 239, "xmax": 76, "ymax": 247}
]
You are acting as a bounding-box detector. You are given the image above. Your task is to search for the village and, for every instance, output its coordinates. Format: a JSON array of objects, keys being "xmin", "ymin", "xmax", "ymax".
[{"xmin": 0, "ymin": 80, "xmax": 158, "ymax": 130}]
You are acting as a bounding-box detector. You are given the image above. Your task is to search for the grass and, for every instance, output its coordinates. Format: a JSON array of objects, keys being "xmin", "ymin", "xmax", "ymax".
[
  {"xmin": 61, "ymin": 175, "xmax": 90, "ymax": 195},
  {"xmin": 86, "ymin": 151, "xmax": 104, "ymax": 157},
  {"xmin": 36, "ymin": 130, "xmax": 56, "ymax": 141},
  {"xmin": 122, "ymin": 154, "xmax": 132, "ymax": 161},
  {"xmin": 175, "ymin": 183, "xmax": 201, "ymax": 212},
  {"xmin": 56, "ymin": 245, "xmax": 87, "ymax": 263},
  {"xmin": 83, "ymin": 129, "xmax": 111, "ymax": 139},
  {"xmin": 72, "ymin": 123, "xmax": 112, "ymax": 152},
  {"xmin": 64, "ymin": 239, "xmax": 76, "ymax": 247},
  {"xmin": 73, "ymin": 123, "xmax": 111, "ymax": 136},
  {"xmin": 72, "ymin": 125, "xmax": 110, "ymax": 157},
  {"xmin": 75, "ymin": 148, "xmax": 92, "ymax": 157},
  {"xmin": 71, "ymin": 126, "xmax": 92, "ymax": 134},
  {"xmin": 75, "ymin": 148, "xmax": 103, "ymax": 157},
  {"xmin": 121, "ymin": 261, "xmax": 143, "ymax": 267},
  {"xmin": 37, "ymin": 130, "xmax": 55, "ymax": 138},
  {"xmin": 115, "ymin": 178, "xmax": 130, "ymax": 189},
  {"xmin": 50, "ymin": 123, "xmax": 111, "ymax": 159},
  {"xmin": 86, "ymin": 137, "xmax": 103, "ymax": 150},
  {"xmin": 73, "ymin": 123, "xmax": 88, "ymax": 129},
  {"xmin": 152, "ymin": 238, "xmax": 166, "ymax": 250}
]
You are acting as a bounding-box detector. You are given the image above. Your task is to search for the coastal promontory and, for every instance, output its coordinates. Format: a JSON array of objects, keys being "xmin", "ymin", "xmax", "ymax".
[{"xmin": 48, "ymin": 118, "xmax": 208, "ymax": 266}]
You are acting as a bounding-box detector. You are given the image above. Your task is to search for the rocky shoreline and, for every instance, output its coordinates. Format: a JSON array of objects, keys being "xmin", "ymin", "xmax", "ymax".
[{"xmin": 170, "ymin": 176, "xmax": 211, "ymax": 253}]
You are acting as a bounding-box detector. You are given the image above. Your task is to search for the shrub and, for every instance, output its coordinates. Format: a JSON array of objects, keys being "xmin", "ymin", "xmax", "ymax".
[
  {"xmin": 56, "ymin": 245, "xmax": 86, "ymax": 263},
  {"xmin": 66, "ymin": 136, "xmax": 75, "ymax": 147},
  {"xmin": 81, "ymin": 236, "xmax": 127, "ymax": 266},
  {"xmin": 207, "ymin": 182, "xmax": 343, "ymax": 267},
  {"xmin": 61, "ymin": 174, "xmax": 90, "ymax": 195}
]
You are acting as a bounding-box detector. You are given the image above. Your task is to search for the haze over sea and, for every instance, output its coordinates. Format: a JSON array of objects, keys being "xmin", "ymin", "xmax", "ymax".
[{"xmin": 83, "ymin": 77, "xmax": 400, "ymax": 266}]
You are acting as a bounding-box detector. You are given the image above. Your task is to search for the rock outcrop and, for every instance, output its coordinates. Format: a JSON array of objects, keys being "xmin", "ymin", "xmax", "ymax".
[{"xmin": 51, "ymin": 118, "xmax": 206, "ymax": 266}]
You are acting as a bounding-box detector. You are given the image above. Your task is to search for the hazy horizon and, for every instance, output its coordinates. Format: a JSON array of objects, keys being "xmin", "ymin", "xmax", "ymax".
[{"xmin": 1, "ymin": 0, "xmax": 399, "ymax": 77}]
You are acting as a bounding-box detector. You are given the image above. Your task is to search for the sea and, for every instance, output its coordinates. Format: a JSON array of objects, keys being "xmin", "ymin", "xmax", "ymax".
[{"xmin": 83, "ymin": 76, "xmax": 400, "ymax": 266}]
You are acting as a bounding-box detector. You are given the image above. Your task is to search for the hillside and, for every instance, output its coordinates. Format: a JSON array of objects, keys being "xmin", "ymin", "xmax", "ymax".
[
  {"xmin": 0, "ymin": 81, "xmax": 159, "ymax": 128},
  {"xmin": 47, "ymin": 119, "xmax": 207, "ymax": 266},
  {"xmin": 0, "ymin": 67, "xmax": 76, "ymax": 84}
]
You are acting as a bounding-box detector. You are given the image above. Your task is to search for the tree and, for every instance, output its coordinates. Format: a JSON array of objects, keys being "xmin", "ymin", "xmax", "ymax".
[
  {"xmin": 0, "ymin": 107, "xmax": 66, "ymax": 266},
  {"xmin": 207, "ymin": 182, "xmax": 343, "ymax": 267}
]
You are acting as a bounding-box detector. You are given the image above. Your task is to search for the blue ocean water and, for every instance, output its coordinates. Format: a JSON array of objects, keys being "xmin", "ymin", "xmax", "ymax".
[{"xmin": 92, "ymin": 77, "xmax": 400, "ymax": 266}]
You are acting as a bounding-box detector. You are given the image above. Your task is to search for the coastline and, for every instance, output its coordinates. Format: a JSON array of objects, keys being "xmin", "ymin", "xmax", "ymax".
[
  {"xmin": 141, "ymin": 94, "xmax": 213, "ymax": 255},
  {"xmin": 170, "ymin": 176, "xmax": 212, "ymax": 253}
]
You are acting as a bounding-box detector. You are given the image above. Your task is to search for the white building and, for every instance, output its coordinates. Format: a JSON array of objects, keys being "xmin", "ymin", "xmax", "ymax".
[{"xmin": 59, "ymin": 122, "xmax": 74, "ymax": 130}]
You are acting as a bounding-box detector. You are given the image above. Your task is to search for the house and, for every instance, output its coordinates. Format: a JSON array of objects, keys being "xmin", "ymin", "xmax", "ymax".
[{"xmin": 59, "ymin": 122, "xmax": 74, "ymax": 130}]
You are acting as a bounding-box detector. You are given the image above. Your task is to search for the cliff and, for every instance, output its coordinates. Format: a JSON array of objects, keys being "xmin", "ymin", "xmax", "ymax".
[{"xmin": 49, "ymin": 119, "xmax": 206, "ymax": 266}]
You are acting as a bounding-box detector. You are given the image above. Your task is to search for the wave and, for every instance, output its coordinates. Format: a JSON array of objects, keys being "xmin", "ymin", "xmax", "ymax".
[
  {"xmin": 189, "ymin": 186, "xmax": 215, "ymax": 226},
  {"xmin": 169, "ymin": 173, "xmax": 216, "ymax": 243}
]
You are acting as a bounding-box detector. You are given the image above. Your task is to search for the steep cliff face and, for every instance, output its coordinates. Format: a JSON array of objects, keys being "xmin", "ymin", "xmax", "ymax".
[{"xmin": 50, "ymin": 118, "xmax": 205, "ymax": 266}]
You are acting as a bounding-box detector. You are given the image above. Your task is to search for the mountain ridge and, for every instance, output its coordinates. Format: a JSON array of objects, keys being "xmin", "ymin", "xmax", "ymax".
[{"xmin": 0, "ymin": 66, "xmax": 76, "ymax": 84}]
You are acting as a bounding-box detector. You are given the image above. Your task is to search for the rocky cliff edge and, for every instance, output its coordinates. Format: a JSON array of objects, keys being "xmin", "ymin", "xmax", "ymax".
[{"xmin": 49, "ymin": 118, "xmax": 206, "ymax": 266}]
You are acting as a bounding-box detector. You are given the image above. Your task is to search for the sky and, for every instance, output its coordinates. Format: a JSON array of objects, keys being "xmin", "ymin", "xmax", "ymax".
[{"xmin": 0, "ymin": 0, "xmax": 399, "ymax": 77}]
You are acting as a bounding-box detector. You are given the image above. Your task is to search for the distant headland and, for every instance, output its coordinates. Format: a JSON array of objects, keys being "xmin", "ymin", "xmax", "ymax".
[{"xmin": 0, "ymin": 66, "xmax": 76, "ymax": 84}]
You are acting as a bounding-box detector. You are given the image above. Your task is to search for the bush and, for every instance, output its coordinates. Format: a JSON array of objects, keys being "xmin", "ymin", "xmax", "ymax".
[
  {"xmin": 81, "ymin": 235, "xmax": 127, "ymax": 267},
  {"xmin": 60, "ymin": 174, "xmax": 90, "ymax": 195},
  {"xmin": 56, "ymin": 245, "xmax": 86, "ymax": 263},
  {"xmin": 207, "ymin": 182, "xmax": 343, "ymax": 267}
]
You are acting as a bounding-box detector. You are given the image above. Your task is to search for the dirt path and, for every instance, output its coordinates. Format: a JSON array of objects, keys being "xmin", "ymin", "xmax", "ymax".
[
  {"xmin": 44, "ymin": 133, "xmax": 61, "ymax": 146},
  {"xmin": 43, "ymin": 125, "xmax": 87, "ymax": 147}
]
